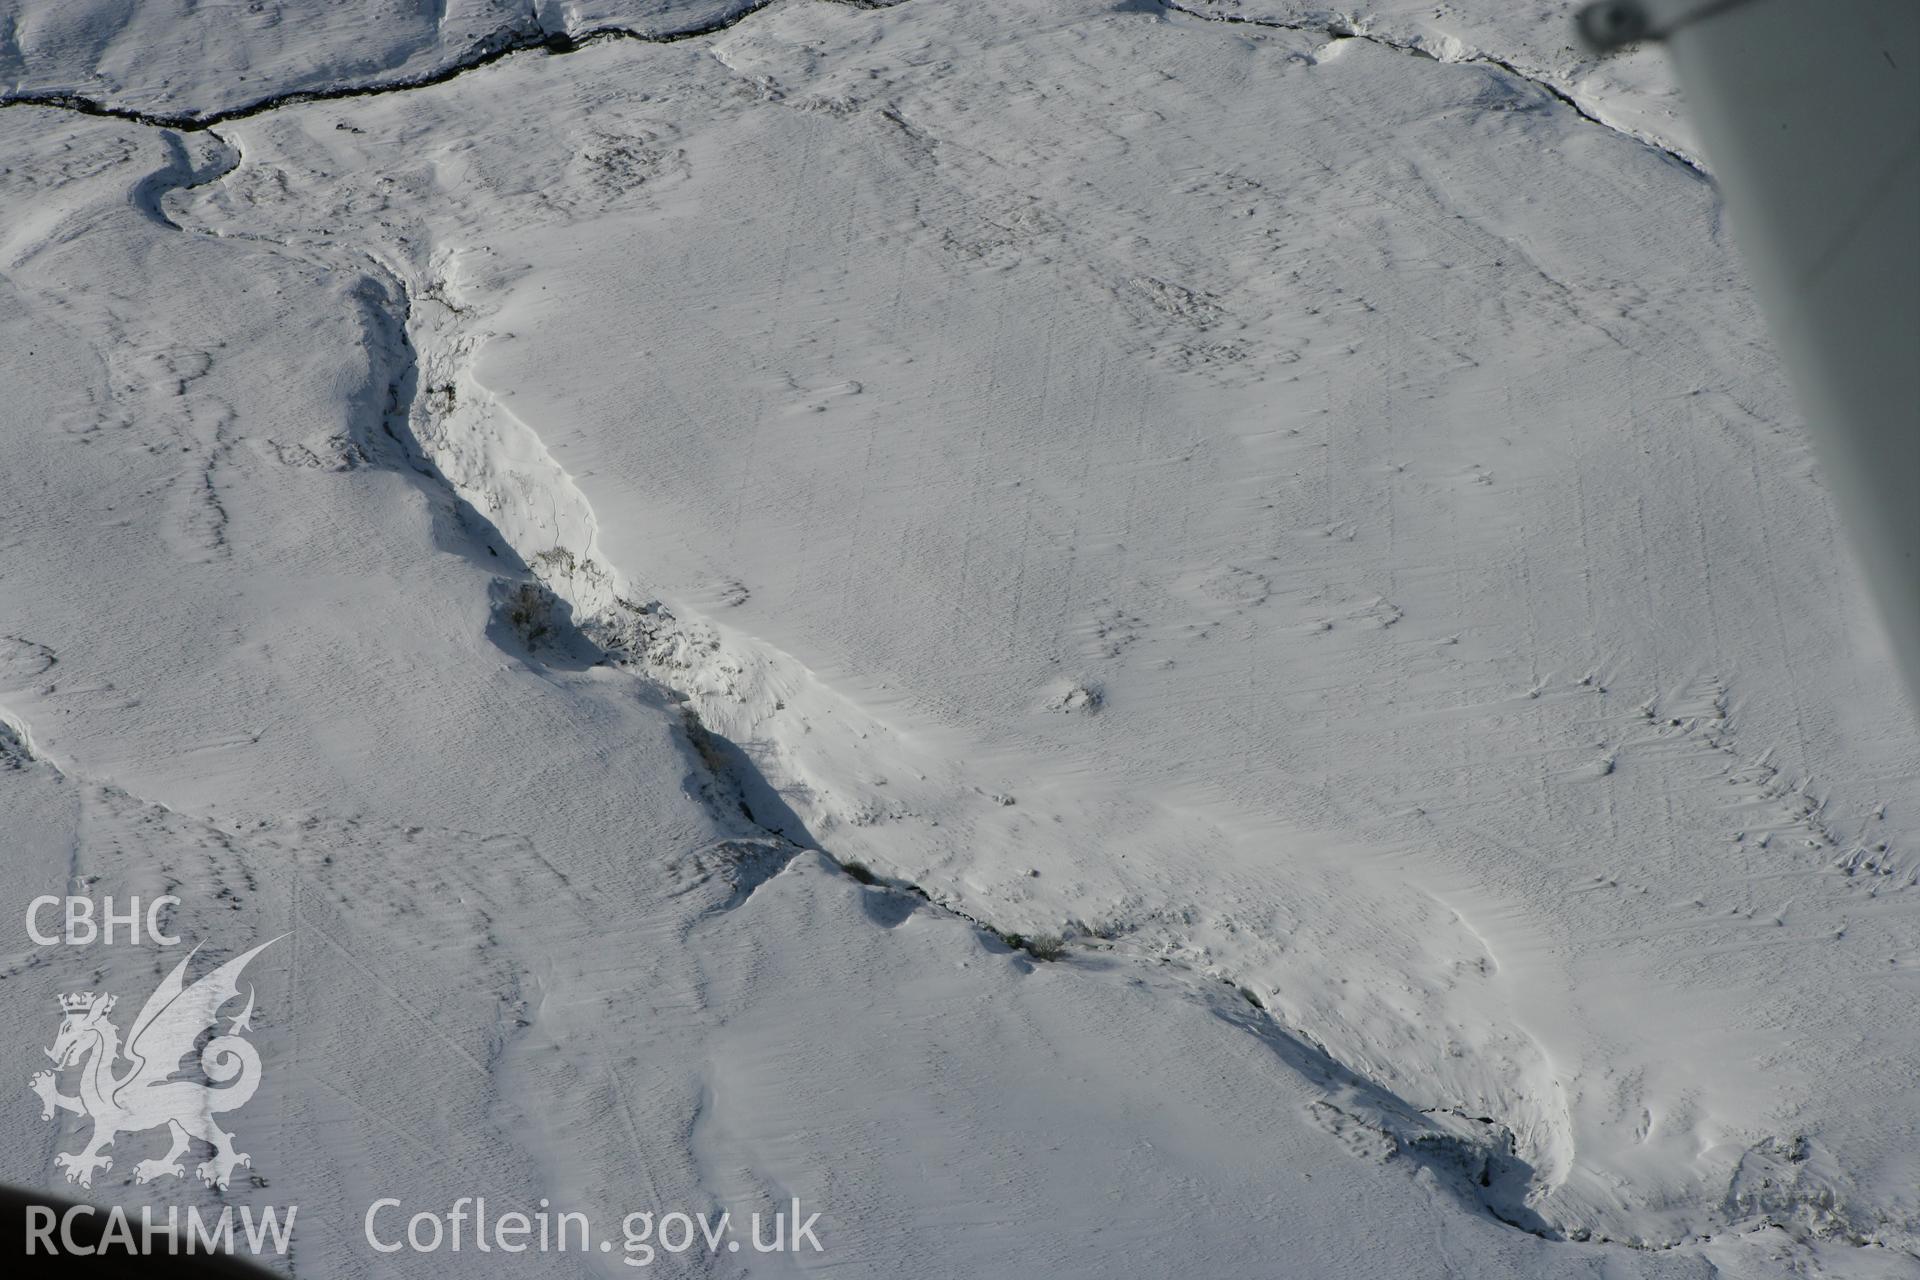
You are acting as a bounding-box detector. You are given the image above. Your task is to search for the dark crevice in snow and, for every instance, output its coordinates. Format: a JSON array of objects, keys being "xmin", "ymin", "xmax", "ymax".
[
  {"xmin": 0, "ymin": 1, "xmax": 900, "ymax": 131},
  {"xmin": 813, "ymin": 849, "xmax": 1560, "ymax": 1234},
  {"xmin": 4, "ymin": 0, "xmax": 1701, "ymax": 182},
  {"xmin": 2, "ymin": 14, "xmax": 549, "ymax": 130},
  {"xmin": 1160, "ymin": 1, "xmax": 1705, "ymax": 174},
  {"xmin": 0, "ymin": 712, "xmax": 37, "ymax": 768}
]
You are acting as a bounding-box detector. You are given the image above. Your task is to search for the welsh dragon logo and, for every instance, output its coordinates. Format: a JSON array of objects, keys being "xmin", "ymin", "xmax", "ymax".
[{"xmin": 28, "ymin": 939, "xmax": 279, "ymax": 1190}]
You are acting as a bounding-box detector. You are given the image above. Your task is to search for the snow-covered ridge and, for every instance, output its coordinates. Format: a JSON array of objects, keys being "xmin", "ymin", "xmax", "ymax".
[
  {"xmin": 380, "ymin": 244, "xmax": 1920, "ymax": 1259},
  {"xmin": 0, "ymin": 0, "xmax": 912, "ymax": 123},
  {"xmin": 265, "ymin": 202, "xmax": 1571, "ymax": 1237},
  {"xmin": 49, "ymin": 67, "xmax": 1574, "ymax": 1236},
  {"xmin": 46, "ymin": 39, "xmax": 1581, "ymax": 1232},
  {"xmin": 374, "ymin": 245, "xmax": 1920, "ymax": 1255},
  {"xmin": 387, "ymin": 245, "xmax": 1577, "ymax": 1227},
  {"xmin": 3, "ymin": 0, "xmax": 1692, "ymax": 170},
  {"xmin": 5, "ymin": 0, "xmax": 1917, "ymax": 1272},
  {"xmin": 151, "ymin": 5, "xmax": 1914, "ymax": 1246}
]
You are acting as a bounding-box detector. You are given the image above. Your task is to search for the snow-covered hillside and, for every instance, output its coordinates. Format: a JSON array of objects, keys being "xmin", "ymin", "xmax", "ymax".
[{"xmin": 2, "ymin": 1, "xmax": 1916, "ymax": 1276}]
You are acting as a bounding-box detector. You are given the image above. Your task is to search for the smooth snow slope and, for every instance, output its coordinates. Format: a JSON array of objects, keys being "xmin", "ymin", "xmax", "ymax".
[{"xmin": 2, "ymin": 0, "xmax": 1918, "ymax": 1276}]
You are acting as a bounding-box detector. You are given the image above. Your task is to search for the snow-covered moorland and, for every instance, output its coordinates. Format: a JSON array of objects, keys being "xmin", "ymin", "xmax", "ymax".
[{"xmin": 2, "ymin": 0, "xmax": 1916, "ymax": 1275}]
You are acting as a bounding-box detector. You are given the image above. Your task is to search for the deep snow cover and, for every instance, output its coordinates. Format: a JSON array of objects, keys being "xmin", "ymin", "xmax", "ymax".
[{"xmin": 2, "ymin": 1, "xmax": 1916, "ymax": 1277}]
